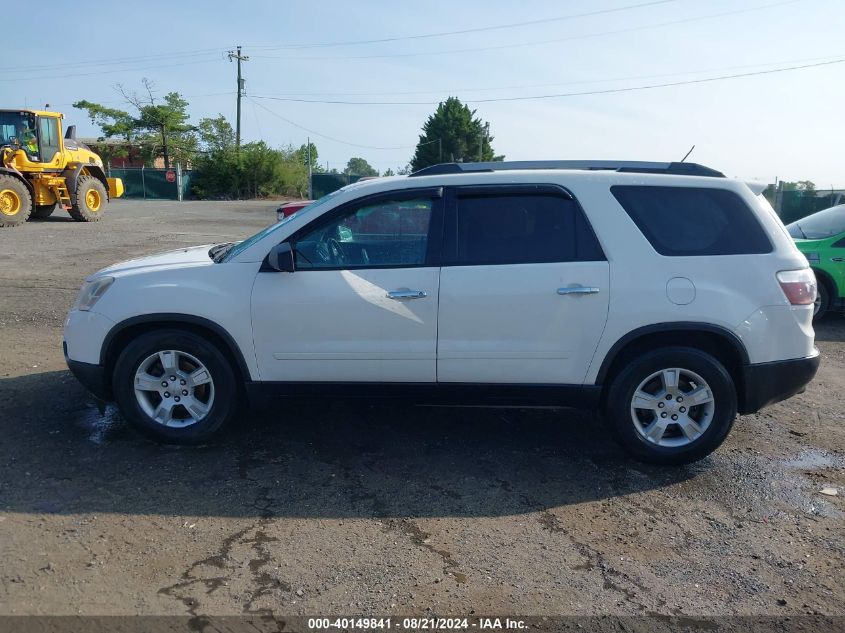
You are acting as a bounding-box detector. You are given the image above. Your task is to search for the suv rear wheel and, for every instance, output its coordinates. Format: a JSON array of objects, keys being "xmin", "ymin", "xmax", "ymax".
[
  {"xmin": 113, "ymin": 330, "xmax": 239, "ymax": 443},
  {"xmin": 605, "ymin": 347, "xmax": 736, "ymax": 465}
]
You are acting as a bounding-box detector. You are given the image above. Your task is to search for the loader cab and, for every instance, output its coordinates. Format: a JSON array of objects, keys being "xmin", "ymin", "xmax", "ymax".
[{"xmin": 0, "ymin": 109, "xmax": 65, "ymax": 169}]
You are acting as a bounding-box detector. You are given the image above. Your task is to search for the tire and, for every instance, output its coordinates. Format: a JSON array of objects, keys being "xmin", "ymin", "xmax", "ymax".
[
  {"xmin": 69, "ymin": 175, "xmax": 107, "ymax": 222},
  {"xmin": 112, "ymin": 330, "xmax": 240, "ymax": 444},
  {"xmin": 604, "ymin": 347, "xmax": 737, "ymax": 465},
  {"xmin": 0, "ymin": 174, "xmax": 32, "ymax": 227},
  {"xmin": 813, "ymin": 278, "xmax": 830, "ymax": 321},
  {"xmin": 32, "ymin": 203, "xmax": 56, "ymax": 219}
]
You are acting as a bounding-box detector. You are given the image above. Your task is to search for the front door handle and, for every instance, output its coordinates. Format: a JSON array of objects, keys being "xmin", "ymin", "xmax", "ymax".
[
  {"xmin": 387, "ymin": 289, "xmax": 427, "ymax": 300},
  {"xmin": 557, "ymin": 286, "xmax": 600, "ymax": 296}
]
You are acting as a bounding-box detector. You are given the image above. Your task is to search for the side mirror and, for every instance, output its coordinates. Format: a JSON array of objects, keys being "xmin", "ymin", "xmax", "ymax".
[{"xmin": 265, "ymin": 242, "xmax": 295, "ymax": 272}]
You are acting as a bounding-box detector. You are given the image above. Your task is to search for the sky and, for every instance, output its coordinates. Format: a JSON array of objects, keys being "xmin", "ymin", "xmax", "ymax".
[{"xmin": 2, "ymin": 0, "xmax": 844, "ymax": 185}]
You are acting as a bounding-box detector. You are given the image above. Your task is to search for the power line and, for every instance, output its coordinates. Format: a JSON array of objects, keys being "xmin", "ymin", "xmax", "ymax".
[
  {"xmin": 248, "ymin": 97, "xmax": 417, "ymax": 150},
  {"xmin": 0, "ymin": 1, "xmax": 677, "ymax": 76},
  {"xmin": 250, "ymin": 53, "xmax": 843, "ymax": 98},
  {"xmin": 252, "ymin": 0, "xmax": 802, "ymax": 61},
  {"xmin": 0, "ymin": 48, "xmax": 228, "ymax": 75},
  {"xmin": 0, "ymin": 58, "xmax": 223, "ymax": 83},
  {"xmin": 247, "ymin": 0, "xmax": 679, "ymax": 50},
  {"xmin": 250, "ymin": 58, "xmax": 845, "ymax": 106},
  {"xmin": 48, "ymin": 92, "xmax": 236, "ymax": 109},
  {"xmin": 0, "ymin": 0, "xmax": 678, "ymax": 75}
]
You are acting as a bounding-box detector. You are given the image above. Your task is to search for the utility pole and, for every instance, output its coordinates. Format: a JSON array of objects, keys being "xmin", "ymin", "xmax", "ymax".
[
  {"xmin": 306, "ymin": 136, "xmax": 313, "ymax": 199},
  {"xmin": 228, "ymin": 46, "xmax": 249, "ymax": 151},
  {"xmin": 478, "ymin": 122, "xmax": 489, "ymax": 162}
]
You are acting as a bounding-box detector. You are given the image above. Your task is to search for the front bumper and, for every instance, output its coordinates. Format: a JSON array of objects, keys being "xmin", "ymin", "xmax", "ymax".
[
  {"xmin": 739, "ymin": 351, "xmax": 820, "ymax": 414},
  {"xmin": 64, "ymin": 342, "xmax": 111, "ymax": 401}
]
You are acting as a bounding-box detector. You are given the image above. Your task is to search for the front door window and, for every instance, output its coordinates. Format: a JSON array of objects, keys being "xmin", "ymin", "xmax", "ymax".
[{"xmin": 294, "ymin": 198, "xmax": 433, "ymax": 269}]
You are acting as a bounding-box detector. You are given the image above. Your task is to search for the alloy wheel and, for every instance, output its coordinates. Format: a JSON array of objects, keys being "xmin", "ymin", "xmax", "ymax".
[
  {"xmin": 133, "ymin": 350, "xmax": 215, "ymax": 428},
  {"xmin": 630, "ymin": 367, "xmax": 715, "ymax": 447}
]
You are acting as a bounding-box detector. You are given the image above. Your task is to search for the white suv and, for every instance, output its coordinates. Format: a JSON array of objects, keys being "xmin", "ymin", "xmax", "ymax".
[{"xmin": 64, "ymin": 161, "xmax": 820, "ymax": 464}]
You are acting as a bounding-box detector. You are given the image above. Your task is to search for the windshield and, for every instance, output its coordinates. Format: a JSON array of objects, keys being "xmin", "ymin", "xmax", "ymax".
[
  {"xmin": 219, "ymin": 190, "xmax": 345, "ymax": 263},
  {"xmin": 0, "ymin": 111, "xmax": 36, "ymax": 147},
  {"xmin": 787, "ymin": 204, "xmax": 845, "ymax": 240}
]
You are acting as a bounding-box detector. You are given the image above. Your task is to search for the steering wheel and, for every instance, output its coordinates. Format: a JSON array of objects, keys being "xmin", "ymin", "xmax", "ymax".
[{"xmin": 327, "ymin": 238, "xmax": 347, "ymax": 266}]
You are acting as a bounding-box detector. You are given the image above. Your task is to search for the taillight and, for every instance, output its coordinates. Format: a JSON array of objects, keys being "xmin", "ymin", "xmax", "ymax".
[{"xmin": 777, "ymin": 269, "xmax": 817, "ymax": 305}]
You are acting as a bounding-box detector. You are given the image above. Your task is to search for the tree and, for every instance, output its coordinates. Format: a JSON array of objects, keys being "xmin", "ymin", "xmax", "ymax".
[
  {"xmin": 192, "ymin": 115, "xmax": 308, "ymax": 199},
  {"xmin": 382, "ymin": 168, "xmax": 395, "ymax": 177},
  {"xmin": 72, "ymin": 100, "xmax": 135, "ymax": 142},
  {"xmin": 296, "ymin": 142, "xmax": 321, "ymax": 172},
  {"xmin": 74, "ymin": 79, "xmax": 197, "ymax": 168},
  {"xmin": 197, "ymin": 114, "xmax": 235, "ymax": 154},
  {"xmin": 192, "ymin": 115, "xmax": 240, "ymax": 199},
  {"xmin": 239, "ymin": 142, "xmax": 308, "ymax": 198},
  {"xmin": 345, "ymin": 157, "xmax": 378, "ymax": 177},
  {"xmin": 410, "ymin": 97, "xmax": 503, "ymax": 171}
]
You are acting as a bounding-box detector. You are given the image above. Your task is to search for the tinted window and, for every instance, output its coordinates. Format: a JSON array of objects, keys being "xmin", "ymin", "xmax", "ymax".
[
  {"xmin": 295, "ymin": 198, "xmax": 432, "ymax": 269},
  {"xmin": 786, "ymin": 205, "xmax": 845, "ymax": 240},
  {"xmin": 611, "ymin": 186, "xmax": 772, "ymax": 256},
  {"xmin": 451, "ymin": 194, "xmax": 603, "ymax": 265}
]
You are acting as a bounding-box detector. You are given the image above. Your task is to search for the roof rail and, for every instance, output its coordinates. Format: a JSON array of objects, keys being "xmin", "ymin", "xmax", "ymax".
[{"xmin": 409, "ymin": 160, "xmax": 725, "ymax": 178}]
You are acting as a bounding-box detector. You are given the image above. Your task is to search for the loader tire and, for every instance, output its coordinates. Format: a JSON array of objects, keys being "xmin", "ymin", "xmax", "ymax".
[
  {"xmin": 70, "ymin": 175, "xmax": 107, "ymax": 222},
  {"xmin": 32, "ymin": 203, "xmax": 56, "ymax": 219},
  {"xmin": 0, "ymin": 175, "xmax": 32, "ymax": 227}
]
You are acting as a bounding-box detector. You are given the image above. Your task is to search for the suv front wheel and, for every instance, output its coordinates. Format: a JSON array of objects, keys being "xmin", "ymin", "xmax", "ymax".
[
  {"xmin": 113, "ymin": 330, "xmax": 239, "ymax": 443},
  {"xmin": 605, "ymin": 347, "xmax": 736, "ymax": 465}
]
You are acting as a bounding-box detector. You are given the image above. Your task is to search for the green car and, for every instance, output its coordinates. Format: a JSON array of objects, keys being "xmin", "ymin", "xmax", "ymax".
[{"xmin": 786, "ymin": 204, "xmax": 845, "ymax": 319}]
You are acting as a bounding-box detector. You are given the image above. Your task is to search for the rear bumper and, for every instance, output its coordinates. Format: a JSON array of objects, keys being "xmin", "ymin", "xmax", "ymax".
[
  {"xmin": 739, "ymin": 351, "xmax": 820, "ymax": 414},
  {"xmin": 64, "ymin": 342, "xmax": 111, "ymax": 401}
]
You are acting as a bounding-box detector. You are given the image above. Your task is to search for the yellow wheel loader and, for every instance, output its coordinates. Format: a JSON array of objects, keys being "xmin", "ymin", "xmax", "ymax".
[{"xmin": 0, "ymin": 109, "xmax": 123, "ymax": 227}]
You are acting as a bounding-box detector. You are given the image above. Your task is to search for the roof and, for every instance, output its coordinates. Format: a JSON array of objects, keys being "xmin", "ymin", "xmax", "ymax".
[{"xmin": 0, "ymin": 108, "xmax": 63, "ymax": 118}]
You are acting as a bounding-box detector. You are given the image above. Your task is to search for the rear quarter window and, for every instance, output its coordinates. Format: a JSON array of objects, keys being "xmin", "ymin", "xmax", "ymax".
[{"xmin": 611, "ymin": 186, "xmax": 772, "ymax": 256}]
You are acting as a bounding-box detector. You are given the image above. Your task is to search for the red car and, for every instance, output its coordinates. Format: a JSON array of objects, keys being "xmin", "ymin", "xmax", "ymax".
[{"xmin": 276, "ymin": 200, "xmax": 313, "ymax": 222}]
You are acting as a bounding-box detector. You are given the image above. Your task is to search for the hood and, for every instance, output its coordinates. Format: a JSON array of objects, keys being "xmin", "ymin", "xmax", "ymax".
[{"xmin": 93, "ymin": 244, "xmax": 216, "ymax": 278}]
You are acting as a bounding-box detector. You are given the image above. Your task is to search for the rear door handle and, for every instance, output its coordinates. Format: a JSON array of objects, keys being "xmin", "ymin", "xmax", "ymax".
[
  {"xmin": 557, "ymin": 286, "xmax": 600, "ymax": 296},
  {"xmin": 832, "ymin": 257, "xmax": 843, "ymax": 262},
  {"xmin": 387, "ymin": 289, "xmax": 427, "ymax": 300}
]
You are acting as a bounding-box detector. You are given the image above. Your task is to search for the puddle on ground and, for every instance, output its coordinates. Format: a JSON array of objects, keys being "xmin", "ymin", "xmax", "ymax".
[
  {"xmin": 76, "ymin": 400, "xmax": 126, "ymax": 445},
  {"xmin": 781, "ymin": 448, "xmax": 845, "ymax": 471}
]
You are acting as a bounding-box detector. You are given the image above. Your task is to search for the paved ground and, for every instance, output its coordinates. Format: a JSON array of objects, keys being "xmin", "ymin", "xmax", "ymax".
[{"xmin": 0, "ymin": 200, "xmax": 843, "ymax": 618}]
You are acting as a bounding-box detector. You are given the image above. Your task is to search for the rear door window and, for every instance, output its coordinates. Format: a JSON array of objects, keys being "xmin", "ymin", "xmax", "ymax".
[
  {"xmin": 611, "ymin": 186, "xmax": 772, "ymax": 256},
  {"xmin": 447, "ymin": 192, "xmax": 604, "ymax": 265}
]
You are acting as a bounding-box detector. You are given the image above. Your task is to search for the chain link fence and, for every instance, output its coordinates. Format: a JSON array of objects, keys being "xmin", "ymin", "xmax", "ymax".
[
  {"xmin": 107, "ymin": 165, "xmax": 193, "ymax": 201},
  {"xmin": 774, "ymin": 188, "xmax": 845, "ymax": 224}
]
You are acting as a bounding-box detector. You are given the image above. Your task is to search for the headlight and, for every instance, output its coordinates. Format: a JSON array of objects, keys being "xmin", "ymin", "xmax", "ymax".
[{"xmin": 72, "ymin": 276, "xmax": 115, "ymax": 311}]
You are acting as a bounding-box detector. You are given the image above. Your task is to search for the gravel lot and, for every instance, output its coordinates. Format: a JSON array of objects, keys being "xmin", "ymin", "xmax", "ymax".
[{"xmin": 0, "ymin": 200, "xmax": 843, "ymax": 619}]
